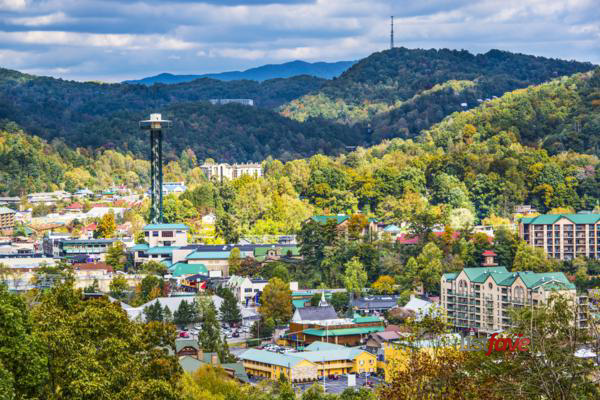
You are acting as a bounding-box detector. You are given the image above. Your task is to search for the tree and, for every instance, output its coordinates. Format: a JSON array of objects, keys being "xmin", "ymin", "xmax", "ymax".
[
  {"xmin": 144, "ymin": 300, "xmax": 165, "ymax": 322},
  {"xmin": 174, "ymin": 300, "xmax": 197, "ymax": 328},
  {"xmin": 109, "ymin": 274, "xmax": 129, "ymax": 299},
  {"xmin": 140, "ymin": 275, "xmax": 162, "ymax": 302},
  {"xmin": 216, "ymin": 213, "xmax": 240, "ymax": 244},
  {"xmin": 270, "ymin": 263, "xmax": 290, "ymax": 283},
  {"xmin": 414, "ymin": 242, "xmax": 444, "ymax": 295},
  {"xmin": 142, "ymin": 260, "xmax": 169, "ymax": 276},
  {"xmin": 343, "ymin": 257, "xmax": 367, "ymax": 295},
  {"xmin": 228, "ymin": 247, "xmax": 242, "ymax": 275},
  {"xmin": 330, "ymin": 291, "xmax": 349, "ymax": 314},
  {"xmin": 105, "ymin": 241, "xmax": 126, "ymax": 271},
  {"xmin": 0, "ymin": 285, "xmax": 49, "ymax": 399},
  {"xmin": 219, "ymin": 288, "xmax": 242, "ymax": 325},
  {"xmin": 493, "ymin": 226, "xmax": 518, "ymax": 268},
  {"xmin": 198, "ymin": 296, "xmax": 232, "ymax": 362},
  {"xmin": 309, "ymin": 293, "xmax": 321, "ymax": 306},
  {"xmin": 259, "ymin": 277, "xmax": 292, "ymax": 324},
  {"xmin": 251, "ymin": 317, "xmax": 275, "ymax": 340},
  {"xmin": 83, "ymin": 278, "xmax": 100, "ymax": 293},
  {"xmin": 372, "ymin": 275, "xmax": 396, "ymax": 294},
  {"xmin": 513, "ymin": 241, "xmax": 551, "ymax": 272},
  {"xmin": 29, "ymin": 281, "xmax": 181, "ymax": 399},
  {"xmin": 95, "ymin": 209, "xmax": 116, "ymax": 238}
]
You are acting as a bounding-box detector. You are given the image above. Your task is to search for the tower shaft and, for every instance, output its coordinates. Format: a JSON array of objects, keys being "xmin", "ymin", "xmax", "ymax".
[
  {"xmin": 150, "ymin": 129, "xmax": 163, "ymax": 223},
  {"xmin": 390, "ymin": 15, "xmax": 394, "ymax": 49}
]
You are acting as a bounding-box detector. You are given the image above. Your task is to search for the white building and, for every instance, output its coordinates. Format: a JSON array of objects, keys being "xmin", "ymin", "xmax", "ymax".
[
  {"xmin": 163, "ymin": 182, "xmax": 186, "ymax": 195},
  {"xmin": 200, "ymin": 162, "xmax": 262, "ymax": 182},
  {"xmin": 209, "ymin": 99, "xmax": 254, "ymax": 106},
  {"xmin": 27, "ymin": 191, "xmax": 71, "ymax": 205}
]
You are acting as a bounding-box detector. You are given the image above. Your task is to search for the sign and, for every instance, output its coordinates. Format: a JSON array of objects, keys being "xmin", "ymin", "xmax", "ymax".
[{"xmin": 347, "ymin": 374, "xmax": 356, "ymax": 387}]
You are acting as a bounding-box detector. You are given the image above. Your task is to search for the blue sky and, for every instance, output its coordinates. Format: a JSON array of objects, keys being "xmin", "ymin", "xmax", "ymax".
[{"xmin": 0, "ymin": 0, "xmax": 598, "ymax": 82}]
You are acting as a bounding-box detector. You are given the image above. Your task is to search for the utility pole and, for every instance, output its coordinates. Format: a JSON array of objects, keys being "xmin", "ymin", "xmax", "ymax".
[{"xmin": 390, "ymin": 15, "xmax": 394, "ymax": 49}]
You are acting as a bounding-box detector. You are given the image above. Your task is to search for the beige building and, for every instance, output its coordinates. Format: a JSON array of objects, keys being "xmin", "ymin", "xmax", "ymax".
[
  {"xmin": 200, "ymin": 162, "xmax": 262, "ymax": 182},
  {"xmin": 0, "ymin": 206, "xmax": 16, "ymax": 229},
  {"xmin": 519, "ymin": 213, "xmax": 600, "ymax": 261},
  {"xmin": 441, "ymin": 267, "xmax": 577, "ymax": 334}
]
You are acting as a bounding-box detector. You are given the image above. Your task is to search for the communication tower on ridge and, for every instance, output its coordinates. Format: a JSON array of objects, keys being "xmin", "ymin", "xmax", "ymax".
[
  {"xmin": 390, "ymin": 15, "xmax": 394, "ymax": 49},
  {"xmin": 140, "ymin": 113, "xmax": 172, "ymax": 223}
]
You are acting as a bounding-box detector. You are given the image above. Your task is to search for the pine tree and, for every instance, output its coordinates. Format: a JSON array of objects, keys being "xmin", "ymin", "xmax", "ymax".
[
  {"xmin": 219, "ymin": 288, "xmax": 242, "ymax": 325},
  {"xmin": 198, "ymin": 300, "xmax": 222, "ymax": 353},
  {"xmin": 143, "ymin": 300, "xmax": 164, "ymax": 322},
  {"xmin": 174, "ymin": 300, "xmax": 193, "ymax": 328},
  {"xmin": 163, "ymin": 305, "xmax": 173, "ymax": 323}
]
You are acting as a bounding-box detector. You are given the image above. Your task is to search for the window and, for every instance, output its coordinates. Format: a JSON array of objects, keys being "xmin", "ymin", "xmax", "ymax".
[
  {"xmin": 145, "ymin": 231, "xmax": 149, "ymax": 237},
  {"xmin": 152, "ymin": 231, "xmax": 159, "ymax": 237},
  {"xmin": 162, "ymin": 231, "xmax": 174, "ymax": 237},
  {"xmin": 359, "ymin": 360, "xmax": 364, "ymax": 365},
  {"xmin": 244, "ymin": 288, "xmax": 253, "ymax": 293},
  {"xmin": 488, "ymin": 283, "xmax": 493, "ymax": 289}
]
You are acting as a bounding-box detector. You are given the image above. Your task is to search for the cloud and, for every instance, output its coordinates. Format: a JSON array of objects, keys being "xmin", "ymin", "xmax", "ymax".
[{"xmin": 0, "ymin": 0, "xmax": 597, "ymax": 82}]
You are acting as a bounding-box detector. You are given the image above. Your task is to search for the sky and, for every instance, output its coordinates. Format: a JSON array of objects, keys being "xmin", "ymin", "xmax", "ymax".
[{"xmin": 0, "ymin": 0, "xmax": 598, "ymax": 82}]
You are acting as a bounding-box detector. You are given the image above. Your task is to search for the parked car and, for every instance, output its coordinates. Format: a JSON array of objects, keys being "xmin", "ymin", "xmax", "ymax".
[
  {"xmin": 179, "ymin": 331, "xmax": 190, "ymax": 338},
  {"xmin": 233, "ymin": 332, "xmax": 240, "ymax": 338}
]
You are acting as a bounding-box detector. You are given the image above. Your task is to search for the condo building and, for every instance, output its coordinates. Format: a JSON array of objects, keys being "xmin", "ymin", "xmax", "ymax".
[
  {"xmin": 519, "ymin": 213, "xmax": 600, "ymax": 260},
  {"xmin": 441, "ymin": 266, "xmax": 578, "ymax": 334}
]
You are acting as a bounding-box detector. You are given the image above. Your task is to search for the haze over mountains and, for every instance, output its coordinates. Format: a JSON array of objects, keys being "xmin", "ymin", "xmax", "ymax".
[{"xmin": 124, "ymin": 60, "xmax": 356, "ymax": 85}]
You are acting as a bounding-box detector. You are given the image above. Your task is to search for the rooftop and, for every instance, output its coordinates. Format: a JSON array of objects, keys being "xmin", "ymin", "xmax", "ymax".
[
  {"xmin": 521, "ymin": 213, "xmax": 600, "ymax": 225},
  {"xmin": 142, "ymin": 223, "xmax": 189, "ymax": 231},
  {"xmin": 303, "ymin": 326, "xmax": 384, "ymax": 337}
]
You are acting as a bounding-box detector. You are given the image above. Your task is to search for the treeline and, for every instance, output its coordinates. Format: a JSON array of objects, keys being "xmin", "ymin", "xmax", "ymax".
[{"xmin": 281, "ymin": 47, "xmax": 596, "ymax": 141}]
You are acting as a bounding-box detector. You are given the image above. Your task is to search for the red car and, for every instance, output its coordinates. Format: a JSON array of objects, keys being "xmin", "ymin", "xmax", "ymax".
[{"xmin": 179, "ymin": 331, "xmax": 190, "ymax": 338}]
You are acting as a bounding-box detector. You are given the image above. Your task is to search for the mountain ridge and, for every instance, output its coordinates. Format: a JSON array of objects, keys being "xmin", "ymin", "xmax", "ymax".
[{"xmin": 124, "ymin": 60, "xmax": 356, "ymax": 85}]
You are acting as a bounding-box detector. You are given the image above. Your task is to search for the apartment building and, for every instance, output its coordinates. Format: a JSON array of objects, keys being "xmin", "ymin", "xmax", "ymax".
[
  {"xmin": 0, "ymin": 206, "xmax": 16, "ymax": 229},
  {"xmin": 441, "ymin": 266, "xmax": 576, "ymax": 334},
  {"xmin": 519, "ymin": 213, "xmax": 600, "ymax": 260}
]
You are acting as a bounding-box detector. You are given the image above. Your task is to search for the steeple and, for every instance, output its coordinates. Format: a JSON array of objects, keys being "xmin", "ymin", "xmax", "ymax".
[{"xmin": 318, "ymin": 291, "xmax": 328, "ymax": 307}]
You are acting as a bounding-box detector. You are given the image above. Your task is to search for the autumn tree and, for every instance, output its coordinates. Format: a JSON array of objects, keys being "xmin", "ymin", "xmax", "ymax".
[
  {"xmin": 228, "ymin": 247, "xmax": 242, "ymax": 275},
  {"xmin": 105, "ymin": 240, "xmax": 126, "ymax": 271},
  {"xmin": 95, "ymin": 210, "xmax": 116, "ymax": 238},
  {"xmin": 259, "ymin": 277, "xmax": 292, "ymax": 324},
  {"xmin": 372, "ymin": 275, "xmax": 396, "ymax": 294}
]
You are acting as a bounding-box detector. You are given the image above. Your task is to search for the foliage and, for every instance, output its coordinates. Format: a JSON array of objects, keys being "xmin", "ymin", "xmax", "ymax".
[
  {"xmin": 259, "ymin": 278, "xmax": 292, "ymax": 325},
  {"xmin": 173, "ymin": 300, "xmax": 198, "ymax": 327},
  {"xmin": 372, "ymin": 275, "xmax": 396, "ymax": 294},
  {"xmin": 219, "ymin": 288, "xmax": 242, "ymax": 325},
  {"xmin": 228, "ymin": 248, "xmax": 242, "ymax": 276},
  {"xmin": 343, "ymin": 257, "xmax": 367, "ymax": 295},
  {"xmin": 109, "ymin": 274, "xmax": 129, "ymax": 299},
  {"xmin": 330, "ymin": 292, "xmax": 349, "ymax": 314},
  {"xmin": 105, "ymin": 241, "xmax": 126, "ymax": 271},
  {"xmin": 95, "ymin": 210, "xmax": 116, "ymax": 238}
]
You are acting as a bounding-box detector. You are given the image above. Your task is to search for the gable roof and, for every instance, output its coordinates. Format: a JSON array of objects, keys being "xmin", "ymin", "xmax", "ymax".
[
  {"xmin": 146, "ymin": 246, "xmax": 179, "ymax": 255},
  {"xmin": 303, "ymin": 326, "xmax": 384, "ymax": 337},
  {"xmin": 175, "ymin": 339, "xmax": 199, "ymax": 353},
  {"xmin": 451, "ymin": 267, "xmax": 575, "ymax": 290},
  {"xmin": 239, "ymin": 349, "xmax": 308, "ymax": 367},
  {"xmin": 304, "ymin": 341, "xmax": 348, "ymax": 351},
  {"xmin": 311, "ymin": 215, "xmax": 349, "ymax": 225},
  {"xmin": 294, "ymin": 305, "xmax": 339, "ymax": 321},
  {"xmin": 170, "ymin": 262, "xmax": 208, "ymax": 277},
  {"xmin": 521, "ymin": 213, "xmax": 600, "ymax": 225},
  {"xmin": 186, "ymin": 251, "xmax": 231, "ymax": 260}
]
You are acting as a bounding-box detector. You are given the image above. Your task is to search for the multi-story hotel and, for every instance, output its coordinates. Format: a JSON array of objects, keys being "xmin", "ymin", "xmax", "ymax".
[
  {"xmin": 519, "ymin": 213, "xmax": 600, "ymax": 260},
  {"xmin": 441, "ymin": 265, "xmax": 578, "ymax": 334},
  {"xmin": 200, "ymin": 162, "xmax": 262, "ymax": 182}
]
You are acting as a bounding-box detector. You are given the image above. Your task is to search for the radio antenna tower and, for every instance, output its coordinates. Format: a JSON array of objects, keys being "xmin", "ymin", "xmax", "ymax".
[
  {"xmin": 140, "ymin": 113, "xmax": 172, "ymax": 223},
  {"xmin": 390, "ymin": 15, "xmax": 394, "ymax": 49}
]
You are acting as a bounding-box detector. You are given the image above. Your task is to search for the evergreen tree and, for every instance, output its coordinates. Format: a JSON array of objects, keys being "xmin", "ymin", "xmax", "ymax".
[
  {"xmin": 143, "ymin": 300, "xmax": 164, "ymax": 322},
  {"xmin": 198, "ymin": 299, "xmax": 223, "ymax": 353},
  {"xmin": 219, "ymin": 288, "xmax": 242, "ymax": 325},
  {"xmin": 163, "ymin": 305, "xmax": 173, "ymax": 323}
]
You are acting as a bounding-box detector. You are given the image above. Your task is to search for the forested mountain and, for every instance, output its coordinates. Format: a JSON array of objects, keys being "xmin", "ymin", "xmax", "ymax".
[
  {"xmin": 0, "ymin": 69, "xmax": 364, "ymax": 161},
  {"xmin": 124, "ymin": 60, "xmax": 356, "ymax": 84},
  {"xmin": 280, "ymin": 48, "xmax": 596, "ymax": 142}
]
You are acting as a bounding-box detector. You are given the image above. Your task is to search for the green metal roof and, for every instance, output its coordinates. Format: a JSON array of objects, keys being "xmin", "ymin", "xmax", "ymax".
[
  {"xmin": 131, "ymin": 243, "xmax": 149, "ymax": 251},
  {"xmin": 304, "ymin": 341, "xmax": 348, "ymax": 351},
  {"xmin": 352, "ymin": 315, "xmax": 382, "ymax": 324},
  {"xmin": 186, "ymin": 251, "xmax": 230, "ymax": 260},
  {"xmin": 293, "ymin": 299, "xmax": 308, "ymax": 309},
  {"xmin": 443, "ymin": 272, "xmax": 459, "ymax": 281},
  {"xmin": 175, "ymin": 339, "xmax": 199, "ymax": 353},
  {"xmin": 521, "ymin": 214, "xmax": 600, "ymax": 225},
  {"xmin": 62, "ymin": 239, "xmax": 115, "ymax": 244},
  {"xmin": 303, "ymin": 326, "xmax": 384, "ymax": 337},
  {"xmin": 311, "ymin": 215, "xmax": 349, "ymax": 225},
  {"xmin": 292, "ymin": 291, "xmax": 314, "ymax": 297},
  {"xmin": 463, "ymin": 267, "xmax": 509, "ymax": 283},
  {"xmin": 179, "ymin": 356, "xmax": 204, "ymax": 373},
  {"xmin": 453, "ymin": 268, "xmax": 575, "ymax": 290},
  {"xmin": 170, "ymin": 262, "xmax": 208, "ymax": 277},
  {"xmin": 146, "ymin": 246, "xmax": 179, "ymax": 255},
  {"xmin": 221, "ymin": 362, "xmax": 250, "ymax": 383},
  {"xmin": 143, "ymin": 223, "xmax": 190, "ymax": 231},
  {"xmin": 239, "ymin": 349, "xmax": 307, "ymax": 367}
]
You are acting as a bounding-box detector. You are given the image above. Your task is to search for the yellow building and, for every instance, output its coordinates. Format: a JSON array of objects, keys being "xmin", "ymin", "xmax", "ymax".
[
  {"xmin": 239, "ymin": 342, "xmax": 377, "ymax": 382},
  {"xmin": 240, "ymin": 349, "xmax": 318, "ymax": 382}
]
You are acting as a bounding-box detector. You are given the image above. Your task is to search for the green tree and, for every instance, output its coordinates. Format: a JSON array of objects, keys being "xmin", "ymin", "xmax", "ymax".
[
  {"xmin": 174, "ymin": 300, "xmax": 197, "ymax": 328},
  {"xmin": 493, "ymin": 226, "xmax": 519, "ymax": 268},
  {"xmin": 219, "ymin": 288, "xmax": 242, "ymax": 325},
  {"xmin": 144, "ymin": 300, "xmax": 165, "ymax": 322},
  {"xmin": 83, "ymin": 278, "xmax": 100, "ymax": 293},
  {"xmin": 372, "ymin": 275, "xmax": 396, "ymax": 294},
  {"xmin": 343, "ymin": 257, "xmax": 367, "ymax": 295},
  {"xmin": 414, "ymin": 242, "xmax": 444, "ymax": 295},
  {"xmin": 259, "ymin": 277, "xmax": 292, "ymax": 324},
  {"xmin": 109, "ymin": 274, "xmax": 129, "ymax": 299},
  {"xmin": 140, "ymin": 275, "xmax": 162, "ymax": 302},
  {"xmin": 95, "ymin": 210, "xmax": 116, "ymax": 238},
  {"xmin": 330, "ymin": 292, "xmax": 349, "ymax": 314},
  {"xmin": 142, "ymin": 260, "xmax": 169, "ymax": 276},
  {"xmin": 105, "ymin": 241, "xmax": 126, "ymax": 271},
  {"xmin": 270, "ymin": 263, "xmax": 290, "ymax": 283},
  {"xmin": 228, "ymin": 247, "xmax": 242, "ymax": 275},
  {"xmin": 513, "ymin": 241, "xmax": 551, "ymax": 272}
]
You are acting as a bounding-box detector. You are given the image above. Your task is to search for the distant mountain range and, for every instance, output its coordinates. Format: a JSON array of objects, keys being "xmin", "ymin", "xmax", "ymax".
[{"xmin": 123, "ymin": 60, "xmax": 356, "ymax": 85}]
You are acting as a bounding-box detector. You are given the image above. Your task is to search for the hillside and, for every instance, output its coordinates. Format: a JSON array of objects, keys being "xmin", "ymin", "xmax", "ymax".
[
  {"xmin": 280, "ymin": 48, "xmax": 596, "ymax": 142},
  {"xmin": 0, "ymin": 69, "xmax": 362, "ymax": 161},
  {"xmin": 124, "ymin": 60, "xmax": 356, "ymax": 85}
]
